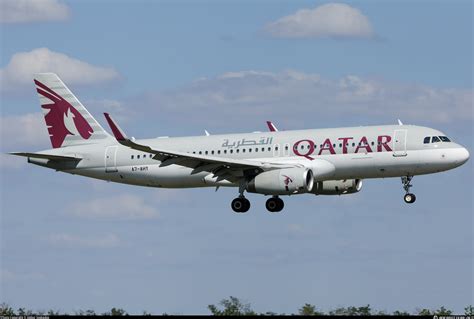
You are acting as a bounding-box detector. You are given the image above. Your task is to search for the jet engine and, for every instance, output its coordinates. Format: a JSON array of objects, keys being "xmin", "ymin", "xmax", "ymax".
[
  {"xmin": 247, "ymin": 168, "xmax": 314, "ymax": 195},
  {"xmin": 311, "ymin": 179, "xmax": 362, "ymax": 195}
]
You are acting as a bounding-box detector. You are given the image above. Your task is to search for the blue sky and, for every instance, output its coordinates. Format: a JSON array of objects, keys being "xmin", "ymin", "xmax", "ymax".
[{"xmin": 0, "ymin": 0, "xmax": 472, "ymax": 314}]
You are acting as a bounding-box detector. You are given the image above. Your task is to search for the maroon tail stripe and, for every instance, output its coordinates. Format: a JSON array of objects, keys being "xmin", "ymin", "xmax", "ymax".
[
  {"xmin": 37, "ymin": 88, "xmax": 61, "ymax": 103},
  {"xmin": 34, "ymin": 79, "xmax": 63, "ymax": 101}
]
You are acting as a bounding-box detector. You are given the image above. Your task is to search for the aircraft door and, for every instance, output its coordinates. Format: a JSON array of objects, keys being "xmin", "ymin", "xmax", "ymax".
[
  {"xmin": 393, "ymin": 130, "xmax": 407, "ymax": 157},
  {"xmin": 105, "ymin": 146, "xmax": 118, "ymax": 172}
]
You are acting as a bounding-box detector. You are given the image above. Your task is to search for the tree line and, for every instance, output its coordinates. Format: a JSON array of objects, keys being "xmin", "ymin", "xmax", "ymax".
[{"xmin": 1, "ymin": 297, "xmax": 473, "ymax": 316}]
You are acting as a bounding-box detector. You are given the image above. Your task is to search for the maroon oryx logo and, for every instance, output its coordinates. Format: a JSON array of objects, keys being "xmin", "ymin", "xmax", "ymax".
[
  {"xmin": 35, "ymin": 80, "xmax": 93, "ymax": 148},
  {"xmin": 282, "ymin": 175, "xmax": 293, "ymax": 186}
]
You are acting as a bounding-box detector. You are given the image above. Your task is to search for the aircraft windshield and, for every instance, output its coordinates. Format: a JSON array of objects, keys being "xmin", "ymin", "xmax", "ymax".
[{"xmin": 423, "ymin": 136, "xmax": 452, "ymax": 144}]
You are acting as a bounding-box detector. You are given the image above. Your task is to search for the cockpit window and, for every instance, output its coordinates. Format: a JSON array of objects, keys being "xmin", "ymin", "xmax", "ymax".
[
  {"xmin": 439, "ymin": 136, "xmax": 451, "ymax": 142},
  {"xmin": 423, "ymin": 137, "xmax": 430, "ymax": 144},
  {"xmin": 432, "ymin": 136, "xmax": 441, "ymax": 143}
]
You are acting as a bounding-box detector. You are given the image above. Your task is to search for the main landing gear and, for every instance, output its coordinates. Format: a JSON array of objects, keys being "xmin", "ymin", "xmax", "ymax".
[
  {"xmin": 231, "ymin": 196, "xmax": 251, "ymax": 213},
  {"xmin": 231, "ymin": 182, "xmax": 285, "ymax": 213},
  {"xmin": 401, "ymin": 176, "xmax": 416, "ymax": 204},
  {"xmin": 231, "ymin": 182, "xmax": 251, "ymax": 213},
  {"xmin": 230, "ymin": 196, "xmax": 285, "ymax": 213},
  {"xmin": 265, "ymin": 196, "xmax": 284, "ymax": 213}
]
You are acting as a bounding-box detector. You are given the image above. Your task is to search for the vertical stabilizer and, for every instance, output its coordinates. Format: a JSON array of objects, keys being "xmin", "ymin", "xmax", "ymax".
[{"xmin": 34, "ymin": 73, "xmax": 111, "ymax": 148}]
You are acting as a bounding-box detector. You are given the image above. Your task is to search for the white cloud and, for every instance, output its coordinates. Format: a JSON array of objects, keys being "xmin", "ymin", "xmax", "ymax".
[
  {"xmin": 48, "ymin": 233, "xmax": 121, "ymax": 248},
  {"xmin": 0, "ymin": 112, "xmax": 49, "ymax": 150},
  {"xmin": 145, "ymin": 70, "xmax": 472, "ymax": 126},
  {"xmin": 0, "ymin": 48, "xmax": 120, "ymax": 92},
  {"xmin": 0, "ymin": 0, "xmax": 70, "ymax": 24},
  {"xmin": 68, "ymin": 194, "xmax": 160, "ymax": 220},
  {"xmin": 264, "ymin": 3, "xmax": 374, "ymax": 39}
]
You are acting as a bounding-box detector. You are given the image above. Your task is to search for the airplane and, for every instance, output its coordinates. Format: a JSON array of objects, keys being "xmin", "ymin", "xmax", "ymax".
[{"xmin": 10, "ymin": 73, "xmax": 470, "ymax": 213}]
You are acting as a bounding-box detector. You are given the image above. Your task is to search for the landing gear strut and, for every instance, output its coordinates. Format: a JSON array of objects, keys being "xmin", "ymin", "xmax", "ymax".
[
  {"xmin": 231, "ymin": 181, "xmax": 251, "ymax": 213},
  {"xmin": 401, "ymin": 176, "xmax": 416, "ymax": 204},
  {"xmin": 266, "ymin": 196, "xmax": 284, "ymax": 212}
]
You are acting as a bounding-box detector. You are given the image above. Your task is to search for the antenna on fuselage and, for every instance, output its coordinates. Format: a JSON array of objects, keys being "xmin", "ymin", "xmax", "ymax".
[
  {"xmin": 397, "ymin": 119, "xmax": 403, "ymax": 126},
  {"xmin": 204, "ymin": 130, "xmax": 210, "ymax": 136}
]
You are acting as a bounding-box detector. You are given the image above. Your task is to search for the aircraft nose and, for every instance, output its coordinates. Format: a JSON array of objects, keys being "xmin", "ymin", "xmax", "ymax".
[{"xmin": 455, "ymin": 147, "xmax": 470, "ymax": 164}]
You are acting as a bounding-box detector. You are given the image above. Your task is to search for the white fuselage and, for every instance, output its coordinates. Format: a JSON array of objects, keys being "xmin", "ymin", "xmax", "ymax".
[{"xmin": 32, "ymin": 124, "xmax": 469, "ymax": 190}]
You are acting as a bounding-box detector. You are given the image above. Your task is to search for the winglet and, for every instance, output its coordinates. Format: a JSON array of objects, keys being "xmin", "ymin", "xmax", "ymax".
[
  {"xmin": 266, "ymin": 121, "xmax": 278, "ymax": 132},
  {"xmin": 104, "ymin": 113, "xmax": 127, "ymax": 141}
]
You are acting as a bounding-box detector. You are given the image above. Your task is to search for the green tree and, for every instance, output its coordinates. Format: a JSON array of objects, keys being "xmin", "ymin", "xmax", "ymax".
[
  {"xmin": 465, "ymin": 305, "xmax": 474, "ymax": 316},
  {"xmin": 208, "ymin": 296, "xmax": 256, "ymax": 316},
  {"xmin": 0, "ymin": 303, "xmax": 15, "ymax": 316},
  {"xmin": 298, "ymin": 303, "xmax": 323, "ymax": 315},
  {"xmin": 110, "ymin": 307, "xmax": 127, "ymax": 316},
  {"xmin": 47, "ymin": 309, "xmax": 61, "ymax": 315},
  {"xmin": 434, "ymin": 306, "xmax": 452, "ymax": 316},
  {"xmin": 417, "ymin": 308, "xmax": 432, "ymax": 315},
  {"xmin": 393, "ymin": 310, "xmax": 411, "ymax": 316}
]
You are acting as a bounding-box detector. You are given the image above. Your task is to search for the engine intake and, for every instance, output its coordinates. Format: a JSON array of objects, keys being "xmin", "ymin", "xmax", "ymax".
[
  {"xmin": 247, "ymin": 168, "xmax": 314, "ymax": 195},
  {"xmin": 311, "ymin": 179, "xmax": 362, "ymax": 195}
]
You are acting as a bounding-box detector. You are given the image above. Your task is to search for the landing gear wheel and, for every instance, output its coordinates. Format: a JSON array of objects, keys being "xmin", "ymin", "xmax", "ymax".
[
  {"xmin": 231, "ymin": 197, "xmax": 250, "ymax": 213},
  {"xmin": 401, "ymin": 176, "xmax": 416, "ymax": 204},
  {"xmin": 404, "ymin": 193, "xmax": 416, "ymax": 204},
  {"xmin": 266, "ymin": 197, "xmax": 284, "ymax": 212}
]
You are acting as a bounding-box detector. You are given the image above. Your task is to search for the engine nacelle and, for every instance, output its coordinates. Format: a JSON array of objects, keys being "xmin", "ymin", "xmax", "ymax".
[
  {"xmin": 311, "ymin": 179, "xmax": 362, "ymax": 195},
  {"xmin": 247, "ymin": 168, "xmax": 314, "ymax": 195}
]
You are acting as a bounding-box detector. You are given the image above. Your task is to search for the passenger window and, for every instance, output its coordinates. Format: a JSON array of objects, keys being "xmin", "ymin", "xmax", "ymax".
[
  {"xmin": 137, "ymin": 155, "xmax": 140, "ymax": 159},
  {"xmin": 224, "ymin": 150, "xmax": 227, "ymax": 154},
  {"xmin": 249, "ymin": 149, "xmax": 252, "ymax": 153},
  {"xmin": 423, "ymin": 137, "xmax": 430, "ymax": 144},
  {"xmin": 236, "ymin": 149, "xmax": 240, "ymax": 153},
  {"xmin": 217, "ymin": 150, "xmax": 221, "ymax": 154},
  {"xmin": 199, "ymin": 151, "xmax": 202, "ymax": 155},
  {"xmin": 255, "ymin": 148, "xmax": 258, "ymax": 152},
  {"xmin": 131, "ymin": 155, "xmax": 134, "ymax": 159},
  {"xmin": 439, "ymin": 136, "xmax": 451, "ymax": 142},
  {"xmin": 262, "ymin": 147, "xmax": 265, "ymax": 152},
  {"xmin": 267, "ymin": 147, "xmax": 271, "ymax": 151},
  {"xmin": 211, "ymin": 150, "xmax": 214, "ymax": 155},
  {"xmin": 285, "ymin": 145, "xmax": 289, "ymax": 150},
  {"xmin": 432, "ymin": 136, "xmax": 441, "ymax": 143},
  {"xmin": 205, "ymin": 151, "xmax": 208, "ymax": 155},
  {"xmin": 242, "ymin": 149, "xmax": 246, "ymax": 153},
  {"xmin": 230, "ymin": 150, "xmax": 233, "ymax": 154},
  {"xmin": 275, "ymin": 146, "xmax": 279, "ymax": 151}
]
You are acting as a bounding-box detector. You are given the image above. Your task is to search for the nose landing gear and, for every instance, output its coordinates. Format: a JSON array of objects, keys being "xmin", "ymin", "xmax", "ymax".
[{"xmin": 402, "ymin": 176, "xmax": 416, "ymax": 204}]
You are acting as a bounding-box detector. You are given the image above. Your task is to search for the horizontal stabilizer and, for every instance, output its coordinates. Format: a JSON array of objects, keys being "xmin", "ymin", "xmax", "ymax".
[{"xmin": 9, "ymin": 152, "xmax": 81, "ymax": 161}]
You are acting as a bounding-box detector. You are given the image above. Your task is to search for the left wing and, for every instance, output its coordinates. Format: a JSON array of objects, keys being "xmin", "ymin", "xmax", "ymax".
[{"xmin": 103, "ymin": 113, "xmax": 296, "ymax": 182}]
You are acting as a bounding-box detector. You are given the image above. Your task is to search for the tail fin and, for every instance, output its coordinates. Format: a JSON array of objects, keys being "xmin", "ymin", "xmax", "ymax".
[{"xmin": 34, "ymin": 73, "xmax": 112, "ymax": 148}]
